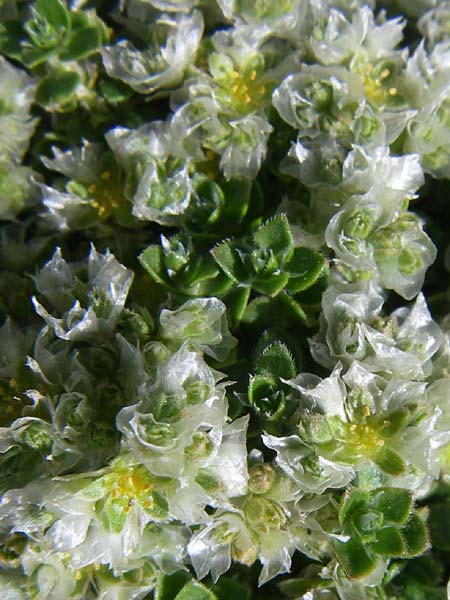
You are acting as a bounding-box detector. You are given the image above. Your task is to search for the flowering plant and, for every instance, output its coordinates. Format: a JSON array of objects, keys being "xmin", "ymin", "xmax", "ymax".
[{"xmin": 2, "ymin": 1, "xmax": 450, "ymax": 599}]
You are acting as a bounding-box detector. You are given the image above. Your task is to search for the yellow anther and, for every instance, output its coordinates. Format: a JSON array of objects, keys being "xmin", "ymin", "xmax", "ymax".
[
  {"xmin": 230, "ymin": 70, "xmax": 240, "ymax": 79},
  {"xmin": 231, "ymin": 84, "xmax": 239, "ymax": 95},
  {"xmin": 257, "ymin": 85, "xmax": 266, "ymax": 95},
  {"xmin": 100, "ymin": 171, "xmax": 111, "ymax": 180},
  {"xmin": 248, "ymin": 69, "xmax": 257, "ymax": 81},
  {"xmin": 363, "ymin": 405, "xmax": 370, "ymax": 417},
  {"xmin": 88, "ymin": 183, "xmax": 97, "ymax": 193},
  {"xmin": 376, "ymin": 439, "xmax": 385, "ymax": 447},
  {"xmin": 350, "ymin": 424, "xmax": 357, "ymax": 431},
  {"xmin": 74, "ymin": 570, "xmax": 82, "ymax": 581},
  {"xmin": 388, "ymin": 87, "xmax": 397, "ymax": 96},
  {"xmin": 244, "ymin": 93, "xmax": 251, "ymax": 104},
  {"xmin": 380, "ymin": 69, "xmax": 390, "ymax": 79},
  {"xmin": 9, "ymin": 378, "xmax": 16, "ymax": 388}
]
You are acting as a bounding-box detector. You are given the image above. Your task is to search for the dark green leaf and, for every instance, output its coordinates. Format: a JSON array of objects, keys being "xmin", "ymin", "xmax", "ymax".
[
  {"xmin": 211, "ymin": 577, "xmax": 251, "ymax": 600},
  {"xmin": 174, "ymin": 582, "xmax": 217, "ymax": 600},
  {"xmin": 35, "ymin": 0, "xmax": 70, "ymax": 31},
  {"xmin": 139, "ymin": 246, "xmax": 165, "ymax": 285},
  {"xmin": 371, "ymin": 526, "xmax": 406, "ymax": 556},
  {"xmin": 211, "ymin": 240, "xmax": 247, "ymax": 282},
  {"xmin": 333, "ymin": 537, "xmax": 377, "ymax": 580},
  {"xmin": 155, "ymin": 572, "xmax": 191, "ymax": 600},
  {"xmin": 401, "ymin": 514, "xmax": 429, "ymax": 557},
  {"xmin": 61, "ymin": 26, "xmax": 101, "ymax": 61},
  {"xmin": 251, "ymin": 272, "xmax": 289, "ymax": 296},
  {"xmin": 339, "ymin": 488, "xmax": 369, "ymax": 526},
  {"xmin": 369, "ymin": 488, "xmax": 412, "ymax": 525},
  {"xmin": 285, "ymin": 247, "xmax": 325, "ymax": 294},
  {"xmin": 373, "ymin": 447, "xmax": 405, "ymax": 476},
  {"xmin": 223, "ymin": 286, "xmax": 251, "ymax": 328},
  {"xmin": 35, "ymin": 71, "xmax": 80, "ymax": 107},
  {"xmin": 255, "ymin": 342, "xmax": 296, "ymax": 379},
  {"xmin": 253, "ymin": 214, "xmax": 293, "ymax": 262},
  {"xmin": 99, "ymin": 78, "xmax": 134, "ymax": 104}
]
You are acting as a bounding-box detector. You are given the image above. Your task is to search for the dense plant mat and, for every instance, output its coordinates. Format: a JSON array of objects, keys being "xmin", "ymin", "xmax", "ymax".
[{"xmin": 2, "ymin": 0, "xmax": 450, "ymax": 598}]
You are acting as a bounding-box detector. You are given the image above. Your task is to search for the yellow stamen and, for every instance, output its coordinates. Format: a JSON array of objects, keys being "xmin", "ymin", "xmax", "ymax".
[
  {"xmin": 88, "ymin": 183, "xmax": 97, "ymax": 193},
  {"xmin": 100, "ymin": 171, "xmax": 111, "ymax": 180},
  {"xmin": 248, "ymin": 70, "xmax": 257, "ymax": 81},
  {"xmin": 388, "ymin": 87, "xmax": 397, "ymax": 96}
]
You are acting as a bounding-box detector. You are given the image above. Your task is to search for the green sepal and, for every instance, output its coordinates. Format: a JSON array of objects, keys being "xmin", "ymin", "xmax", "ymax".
[
  {"xmin": 60, "ymin": 26, "xmax": 101, "ymax": 61},
  {"xmin": 371, "ymin": 526, "xmax": 406, "ymax": 556},
  {"xmin": 21, "ymin": 47, "xmax": 56, "ymax": 68},
  {"xmin": 253, "ymin": 214, "xmax": 293, "ymax": 263},
  {"xmin": 155, "ymin": 572, "xmax": 192, "ymax": 600},
  {"xmin": 400, "ymin": 514, "xmax": 429, "ymax": 557},
  {"xmin": 333, "ymin": 537, "xmax": 377, "ymax": 580},
  {"xmin": 369, "ymin": 488, "xmax": 412, "ymax": 525},
  {"xmin": 35, "ymin": 71, "xmax": 80, "ymax": 107},
  {"xmin": 285, "ymin": 247, "xmax": 325, "ymax": 294},
  {"xmin": 175, "ymin": 582, "xmax": 217, "ymax": 600},
  {"xmin": 372, "ymin": 447, "xmax": 405, "ymax": 476},
  {"xmin": 255, "ymin": 342, "xmax": 296, "ymax": 379}
]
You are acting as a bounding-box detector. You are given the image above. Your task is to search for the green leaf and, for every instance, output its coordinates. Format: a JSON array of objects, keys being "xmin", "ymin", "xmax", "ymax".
[
  {"xmin": 372, "ymin": 447, "xmax": 405, "ymax": 476},
  {"xmin": 251, "ymin": 272, "xmax": 289, "ymax": 296},
  {"xmin": 285, "ymin": 247, "xmax": 325, "ymax": 294},
  {"xmin": 400, "ymin": 514, "xmax": 429, "ymax": 557},
  {"xmin": 35, "ymin": 71, "xmax": 80, "ymax": 107},
  {"xmin": 99, "ymin": 78, "xmax": 134, "ymax": 104},
  {"xmin": 61, "ymin": 26, "xmax": 101, "ymax": 60},
  {"xmin": 248, "ymin": 373, "xmax": 277, "ymax": 406},
  {"xmin": 294, "ymin": 267, "xmax": 328, "ymax": 305},
  {"xmin": 255, "ymin": 342, "xmax": 296, "ymax": 379},
  {"xmin": 211, "ymin": 240, "xmax": 247, "ymax": 283},
  {"xmin": 155, "ymin": 572, "xmax": 191, "ymax": 600},
  {"xmin": 21, "ymin": 46, "xmax": 56, "ymax": 67},
  {"xmin": 369, "ymin": 488, "xmax": 412, "ymax": 524},
  {"xmin": 221, "ymin": 179, "xmax": 251, "ymax": 223},
  {"xmin": 211, "ymin": 577, "xmax": 251, "ymax": 600},
  {"xmin": 339, "ymin": 488, "xmax": 369, "ymax": 526},
  {"xmin": 223, "ymin": 286, "xmax": 251, "ymax": 328},
  {"xmin": 253, "ymin": 214, "xmax": 293, "ymax": 263},
  {"xmin": 333, "ymin": 537, "xmax": 377, "ymax": 580},
  {"xmin": 35, "ymin": 0, "xmax": 70, "ymax": 31},
  {"xmin": 174, "ymin": 582, "xmax": 217, "ymax": 600},
  {"xmin": 371, "ymin": 526, "xmax": 406, "ymax": 556},
  {"xmin": 139, "ymin": 246, "xmax": 165, "ymax": 285}
]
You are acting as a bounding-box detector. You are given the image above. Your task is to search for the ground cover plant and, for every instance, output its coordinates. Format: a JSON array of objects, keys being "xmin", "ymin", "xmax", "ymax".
[{"xmin": 2, "ymin": 0, "xmax": 450, "ymax": 598}]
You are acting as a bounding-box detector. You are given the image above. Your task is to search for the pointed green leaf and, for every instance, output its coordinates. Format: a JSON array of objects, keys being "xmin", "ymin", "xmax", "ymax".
[
  {"xmin": 211, "ymin": 577, "xmax": 251, "ymax": 600},
  {"xmin": 211, "ymin": 240, "xmax": 247, "ymax": 282},
  {"xmin": 175, "ymin": 581, "xmax": 217, "ymax": 600},
  {"xmin": 155, "ymin": 572, "xmax": 191, "ymax": 600},
  {"xmin": 35, "ymin": 71, "xmax": 80, "ymax": 107},
  {"xmin": 61, "ymin": 26, "xmax": 101, "ymax": 61},
  {"xmin": 294, "ymin": 268, "xmax": 329, "ymax": 305},
  {"xmin": 373, "ymin": 447, "xmax": 405, "ymax": 476},
  {"xmin": 139, "ymin": 246, "xmax": 165, "ymax": 284},
  {"xmin": 251, "ymin": 272, "xmax": 289, "ymax": 297},
  {"xmin": 221, "ymin": 179, "xmax": 251, "ymax": 223},
  {"xmin": 248, "ymin": 373, "xmax": 277, "ymax": 405},
  {"xmin": 255, "ymin": 342, "xmax": 296, "ymax": 379},
  {"xmin": 253, "ymin": 214, "xmax": 293, "ymax": 263},
  {"xmin": 371, "ymin": 526, "xmax": 406, "ymax": 556},
  {"xmin": 285, "ymin": 247, "xmax": 325, "ymax": 294},
  {"xmin": 333, "ymin": 537, "xmax": 377, "ymax": 580},
  {"xmin": 223, "ymin": 286, "xmax": 251, "ymax": 328},
  {"xmin": 369, "ymin": 488, "xmax": 412, "ymax": 524},
  {"xmin": 401, "ymin": 514, "xmax": 429, "ymax": 557},
  {"xmin": 35, "ymin": 0, "xmax": 70, "ymax": 30},
  {"xmin": 339, "ymin": 488, "xmax": 369, "ymax": 526}
]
